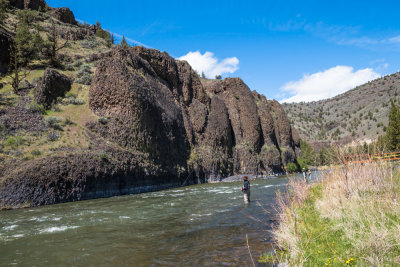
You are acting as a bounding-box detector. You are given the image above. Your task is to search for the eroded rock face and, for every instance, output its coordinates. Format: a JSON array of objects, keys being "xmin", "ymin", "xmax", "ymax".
[
  {"xmin": 89, "ymin": 48, "xmax": 190, "ymax": 171},
  {"xmin": 90, "ymin": 47, "xmax": 300, "ymax": 177},
  {"xmin": 10, "ymin": 0, "xmax": 46, "ymax": 10},
  {"xmin": 0, "ymin": 149, "xmax": 181, "ymax": 207},
  {"xmin": 50, "ymin": 7, "xmax": 77, "ymax": 25},
  {"xmin": 34, "ymin": 68, "xmax": 72, "ymax": 108},
  {"xmin": 0, "ymin": 28, "xmax": 12, "ymax": 74}
]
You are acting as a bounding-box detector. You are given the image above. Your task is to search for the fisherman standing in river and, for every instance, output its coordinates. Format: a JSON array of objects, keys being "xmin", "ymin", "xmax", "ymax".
[
  {"xmin": 302, "ymin": 168, "xmax": 307, "ymax": 182},
  {"xmin": 240, "ymin": 176, "xmax": 250, "ymax": 203}
]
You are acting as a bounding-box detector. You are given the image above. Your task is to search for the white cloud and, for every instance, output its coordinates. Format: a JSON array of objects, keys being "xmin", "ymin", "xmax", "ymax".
[
  {"xmin": 385, "ymin": 35, "xmax": 400, "ymax": 44},
  {"xmin": 280, "ymin": 66, "xmax": 380, "ymax": 103},
  {"xmin": 178, "ymin": 51, "xmax": 239, "ymax": 78}
]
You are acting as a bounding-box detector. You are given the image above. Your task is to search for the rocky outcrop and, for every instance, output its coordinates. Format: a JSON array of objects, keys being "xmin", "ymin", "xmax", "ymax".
[
  {"xmin": 0, "ymin": 28, "xmax": 12, "ymax": 74},
  {"xmin": 89, "ymin": 48, "xmax": 190, "ymax": 173},
  {"xmin": 34, "ymin": 68, "xmax": 72, "ymax": 108},
  {"xmin": 90, "ymin": 47, "xmax": 299, "ymax": 177},
  {"xmin": 50, "ymin": 7, "xmax": 77, "ymax": 25},
  {"xmin": 10, "ymin": 0, "xmax": 46, "ymax": 10},
  {"xmin": 0, "ymin": 149, "xmax": 184, "ymax": 208}
]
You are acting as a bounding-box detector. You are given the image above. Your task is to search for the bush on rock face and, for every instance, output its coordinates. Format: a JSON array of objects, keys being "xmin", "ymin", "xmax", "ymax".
[{"xmin": 286, "ymin": 162, "xmax": 298, "ymax": 173}]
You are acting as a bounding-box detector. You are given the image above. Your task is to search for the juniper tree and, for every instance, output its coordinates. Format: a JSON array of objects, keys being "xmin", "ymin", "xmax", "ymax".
[
  {"xmin": 0, "ymin": 0, "xmax": 9, "ymax": 24},
  {"xmin": 7, "ymin": 22, "xmax": 42, "ymax": 93},
  {"xmin": 8, "ymin": 42, "xmax": 28, "ymax": 94},
  {"xmin": 386, "ymin": 99, "xmax": 400, "ymax": 151},
  {"xmin": 106, "ymin": 33, "xmax": 115, "ymax": 48},
  {"xmin": 43, "ymin": 23, "xmax": 68, "ymax": 66},
  {"xmin": 15, "ymin": 22, "xmax": 42, "ymax": 66},
  {"xmin": 120, "ymin": 36, "xmax": 130, "ymax": 48}
]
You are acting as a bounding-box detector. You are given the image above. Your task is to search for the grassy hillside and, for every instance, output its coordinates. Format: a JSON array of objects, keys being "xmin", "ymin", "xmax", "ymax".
[
  {"xmin": 0, "ymin": 8, "xmax": 112, "ymax": 164},
  {"xmin": 282, "ymin": 73, "xmax": 400, "ymax": 146}
]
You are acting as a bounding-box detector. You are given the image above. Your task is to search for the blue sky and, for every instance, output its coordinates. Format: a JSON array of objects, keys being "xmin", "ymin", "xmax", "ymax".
[{"xmin": 48, "ymin": 0, "xmax": 400, "ymax": 102}]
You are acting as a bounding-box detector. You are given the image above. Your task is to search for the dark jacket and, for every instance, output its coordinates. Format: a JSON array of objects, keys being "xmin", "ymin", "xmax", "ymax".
[{"xmin": 243, "ymin": 180, "xmax": 250, "ymax": 191}]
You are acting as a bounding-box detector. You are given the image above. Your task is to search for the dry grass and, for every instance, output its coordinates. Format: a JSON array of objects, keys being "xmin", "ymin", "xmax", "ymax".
[{"xmin": 273, "ymin": 162, "xmax": 400, "ymax": 266}]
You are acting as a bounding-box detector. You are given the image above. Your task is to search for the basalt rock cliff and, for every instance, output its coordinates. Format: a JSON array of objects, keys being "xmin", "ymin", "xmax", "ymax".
[{"xmin": 88, "ymin": 47, "xmax": 300, "ymax": 180}]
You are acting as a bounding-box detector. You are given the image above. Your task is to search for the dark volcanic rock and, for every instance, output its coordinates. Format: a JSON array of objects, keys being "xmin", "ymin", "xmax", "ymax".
[
  {"xmin": 0, "ymin": 150, "xmax": 184, "ymax": 208},
  {"xmin": 0, "ymin": 96, "xmax": 46, "ymax": 136},
  {"xmin": 131, "ymin": 46, "xmax": 208, "ymax": 105},
  {"xmin": 89, "ymin": 48, "xmax": 190, "ymax": 171},
  {"xmin": 0, "ymin": 28, "xmax": 12, "ymax": 74},
  {"xmin": 50, "ymin": 7, "xmax": 77, "ymax": 25},
  {"xmin": 10, "ymin": 0, "xmax": 46, "ymax": 10},
  {"xmin": 34, "ymin": 68, "xmax": 72, "ymax": 108}
]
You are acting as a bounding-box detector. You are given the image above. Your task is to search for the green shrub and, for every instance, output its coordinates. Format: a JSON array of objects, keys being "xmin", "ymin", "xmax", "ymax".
[
  {"xmin": 31, "ymin": 149, "xmax": 41, "ymax": 156},
  {"xmin": 81, "ymin": 38, "xmax": 98, "ymax": 49},
  {"xmin": 99, "ymin": 151, "xmax": 107, "ymax": 161},
  {"xmin": 27, "ymin": 102, "xmax": 46, "ymax": 114},
  {"xmin": 98, "ymin": 117, "xmax": 107, "ymax": 125},
  {"xmin": 17, "ymin": 9, "xmax": 39, "ymax": 24},
  {"xmin": 286, "ymin": 162, "xmax": 298, "ymax": 173},
  {"xmin": 74, "ymin": 64, "xmax": 92, "ymax": 85},
  {"xmin": 5, "ymin": 136, "xmax": 25, "ymax": 147},
  {"xmin": 65, "ymin": 64, "xmax": 75, "ymax": 71},
  {"xmin": 45, "ymin": 116, "xmax": 63, "ymax": 130},
  {"xmin": 63, "ymin": 117, "xmax": 75, "ymax": 126},
  {"xmin": 72, "ymin": 59, "xmax": 83, "ymax": 68},
  {"xmin": 65, "ymin": 92, "xmax": 76, "ymax": 98},
  {"xmin": 72, "ymin": 99, "xmax": 85, "ymax": 105},
  {"xmin": 47, "ymin": 132, "xmax": 59, "ymax": 141}
]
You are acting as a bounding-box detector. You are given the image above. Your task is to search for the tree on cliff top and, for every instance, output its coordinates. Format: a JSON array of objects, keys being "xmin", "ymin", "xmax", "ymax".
[{"xmin": 120, "ymin": 36, "xmax": 130, "ymax": 48}]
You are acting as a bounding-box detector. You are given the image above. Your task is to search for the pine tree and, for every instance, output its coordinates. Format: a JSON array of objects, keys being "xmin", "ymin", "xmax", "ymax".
[
  {"xmin": 120, "ymin": 36, "xmax": 130, "ymax": 48},
  {"xmin": 386, "ymin": 99, "xmax": 400, "ymax": 151},
  {"xmin": 111, "ymin": 33, "xmax": 115, "ymax": 45}
]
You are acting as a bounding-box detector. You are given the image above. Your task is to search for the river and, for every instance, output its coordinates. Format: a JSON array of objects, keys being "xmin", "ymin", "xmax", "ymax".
[{"xmin": 0, "ymin": 174, "xmax": 312, "ymax": 266}]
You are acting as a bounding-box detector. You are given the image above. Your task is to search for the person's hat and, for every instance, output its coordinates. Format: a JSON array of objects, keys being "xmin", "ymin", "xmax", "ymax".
[{"xmin": 243, "ymin": 176, "xmax": 248, "ymax": 180}]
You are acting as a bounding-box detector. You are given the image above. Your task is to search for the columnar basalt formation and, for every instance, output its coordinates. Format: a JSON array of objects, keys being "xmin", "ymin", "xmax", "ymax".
[{"xmin": 89, "ymin": 47, "xmax": 300, "ymax": 178}]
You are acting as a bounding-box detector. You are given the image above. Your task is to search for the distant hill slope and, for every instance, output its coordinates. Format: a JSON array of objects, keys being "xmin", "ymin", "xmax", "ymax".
[{"xmin": 282, "ymin": 72, "xmax": 400, "ymax": 148}]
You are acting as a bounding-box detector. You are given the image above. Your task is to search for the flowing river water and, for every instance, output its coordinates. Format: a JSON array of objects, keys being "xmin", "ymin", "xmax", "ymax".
[{"xmin": 0, "ymin": 173, "xmax": 314, "ymax": 266}]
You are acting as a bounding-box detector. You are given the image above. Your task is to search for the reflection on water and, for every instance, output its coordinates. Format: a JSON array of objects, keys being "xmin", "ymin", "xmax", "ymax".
[{"xmin": 0, "ymin": 174, "xmax": 312, "ymax": 266}]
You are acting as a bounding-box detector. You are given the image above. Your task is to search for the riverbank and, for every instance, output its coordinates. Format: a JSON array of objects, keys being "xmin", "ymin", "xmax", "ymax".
[{"xmin": 270, "ymin": 162, "xmax": 400, "ymax": 266}]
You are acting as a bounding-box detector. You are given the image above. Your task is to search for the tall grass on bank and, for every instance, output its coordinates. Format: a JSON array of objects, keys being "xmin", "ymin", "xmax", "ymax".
[{"xmin": 273, "ymin": 163, "xmax": 400, "ymax": 266}]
